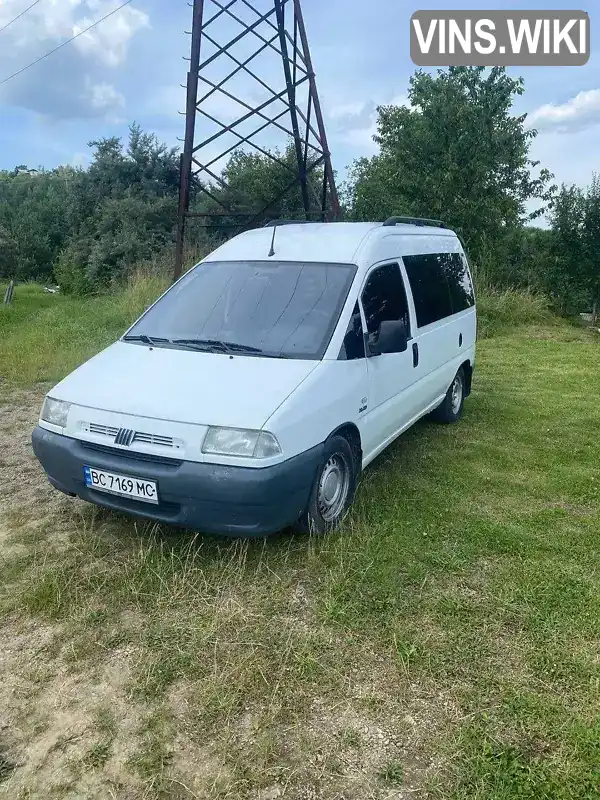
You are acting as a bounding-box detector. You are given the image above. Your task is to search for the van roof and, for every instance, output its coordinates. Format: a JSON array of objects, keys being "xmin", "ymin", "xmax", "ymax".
[{"xmin": 203, "ymin": 221, "xmax": 458, "ymax": 266}]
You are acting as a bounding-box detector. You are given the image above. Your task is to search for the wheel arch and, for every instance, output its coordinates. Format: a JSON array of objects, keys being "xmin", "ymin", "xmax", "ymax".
[
  {"xmin": 460, "ymin": 359, "xmax": 473, "ymax": 397},
  {"xmin": 328, "ymin": 422, "xmax": 362, "ymax": 474}
]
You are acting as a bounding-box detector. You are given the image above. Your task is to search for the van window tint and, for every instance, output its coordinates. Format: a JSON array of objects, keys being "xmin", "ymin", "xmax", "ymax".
[
  {"xmin": 361, "ymin": 263, "xmax": 410, "ymax": 347},
  {"xmin": 442, "ymin": 253, "xmax": 475, "ymax": 312},
  {"xmin": 403, "ymin": 254, "xmax": 453, "ymax": 327},
  {"xmin": 127, "ymin": 260, "xmax": 356, "ymax": 360},
  {"xmin": 339, "ymin": 302, "xmax": 365, "ymax": 360}
]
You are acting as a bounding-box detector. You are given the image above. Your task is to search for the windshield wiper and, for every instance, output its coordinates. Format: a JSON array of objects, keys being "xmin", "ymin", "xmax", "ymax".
[
  {"xmin": 123, "ymin": 335, "xmax": 171, "ymax": 345},
  {"xmin": 171, "ymin": 338, "xmax": 289, "ymax": 358},
  {"xmin": 172, "ymin": 338, "xmax": 260, "ymax": 353}
]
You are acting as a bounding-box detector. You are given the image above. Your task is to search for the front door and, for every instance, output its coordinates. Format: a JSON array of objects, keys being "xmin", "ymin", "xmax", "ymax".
[{"xmin": 359, "ymin": 262, "xmax": 421, "ymax": 462}]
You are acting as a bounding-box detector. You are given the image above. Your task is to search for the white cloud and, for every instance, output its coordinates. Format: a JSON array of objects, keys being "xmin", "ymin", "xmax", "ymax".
[
  {"xmin": 0, "ymin": 0, "xmax": 79, "ymax": 43},
  {"xmin": 71, "ymin": 151, "xmax": 91, "ymax": 168},
  {"xmin": 530, "ymin": 125, "xmax": 600, "ymax": 191},
  {"xmin": 82, "ymin": 76, "xmax": 125, "ymax": 122},
  {"xmin": 328, "ymin": 101, "xmax": 368, "ymax": 120},
  {"xmin": 389, "ymin": 93, "xmax": 410, "ymax": 108},
  {"xmin": 340, "ymin": 118, "xmax": 378, "ymax": 151},
  {"xmin": 74, "ymin": 1, "xmax": 149, "ymax": 68},
  {"xmin": 150, "ymin": 81, "xmax": 280, "ymax": 124},
  {"xmin": 86, "ymin": 78, "xmax": 124, "ymax": 110},
  {"xmin": 528, "ymin": 89, "xmax": 600, "ymax": 133},
  {"xmin": 146, "ymin": 84, "xmax": 185, "ymax": 116},
  {"xmin": 330, "ymin": 93, "xmax": 410, "ymax": 155},
  {"xmin": 0, "ymin": 0, "xmax": 148, "ymax": 66},
  {"xmin": 0, "ymin": 0, "xmax": 148, "ymax": 118}
]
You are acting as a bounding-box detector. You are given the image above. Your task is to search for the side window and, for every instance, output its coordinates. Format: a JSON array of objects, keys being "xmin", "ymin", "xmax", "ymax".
[
  {"xmin": 361, "ymin": 263, "xmax": 410, "ymax": 348},
  {"xmin": 403, "ymin": 254, "xmax": 453, "ymax": 327},
  {"xmin": 442, "ymin": 253, "xmax": 475, "ymax": 312},
  {"xmin": 338, "ymin": 302, "xmax": 365, "ymax": 360}
]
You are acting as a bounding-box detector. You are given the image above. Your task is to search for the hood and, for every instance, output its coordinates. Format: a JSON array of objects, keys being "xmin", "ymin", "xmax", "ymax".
[{"xmin": 50, "ymin": 341, "xmax": 318, "ymax": 430}]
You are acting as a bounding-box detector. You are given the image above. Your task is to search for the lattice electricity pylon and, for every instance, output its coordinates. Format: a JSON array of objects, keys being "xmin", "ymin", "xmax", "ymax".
[{"xmin": 174, "ymin": 0, "xmax": 340, "ymax": 279}]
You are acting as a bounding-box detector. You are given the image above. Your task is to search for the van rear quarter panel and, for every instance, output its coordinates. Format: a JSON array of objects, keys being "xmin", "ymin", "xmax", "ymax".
[{"xmin": 416, "ymin": 309, "xmax": 477, "ymax": 398}]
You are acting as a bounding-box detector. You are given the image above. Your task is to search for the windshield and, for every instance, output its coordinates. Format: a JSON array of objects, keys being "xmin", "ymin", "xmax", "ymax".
[{"xmin": 125, "ymin": 260, "xmax": 357, "ymax": 360}]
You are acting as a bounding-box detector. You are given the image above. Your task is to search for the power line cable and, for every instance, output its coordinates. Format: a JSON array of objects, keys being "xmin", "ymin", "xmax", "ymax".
[
  {"xmin": 0, "ymin": 0, "xmax": 133, "ymax": 86},
  {"xmin": 0, "ymin": 0, "xmax": 43, "ymax": 35}
]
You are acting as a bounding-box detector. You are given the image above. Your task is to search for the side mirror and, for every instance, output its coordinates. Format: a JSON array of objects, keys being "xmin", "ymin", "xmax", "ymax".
[{"xmin": 369, "ymin": 319, "xmax": 408, "ymax": 356}]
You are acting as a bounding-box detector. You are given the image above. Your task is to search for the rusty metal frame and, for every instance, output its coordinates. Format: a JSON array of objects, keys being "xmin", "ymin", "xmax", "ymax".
[{"xmin": 174, "ymin": 0, "xmax": 340, "ymax": 280}]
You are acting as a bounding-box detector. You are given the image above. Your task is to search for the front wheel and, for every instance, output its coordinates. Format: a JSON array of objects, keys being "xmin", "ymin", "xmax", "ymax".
[
  {"xmin": 294, "ymin": 435, "xmax": 357, "ymax": 535},
  {"xmin": 431, "ymin": 367, "xmax": 465, "ymax": 424}
]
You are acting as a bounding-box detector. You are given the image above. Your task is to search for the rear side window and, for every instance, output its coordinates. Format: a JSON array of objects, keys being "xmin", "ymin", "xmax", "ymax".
[
  {"xmin": 442, "ymin": 253, "xmax": 475, "ymax": 312},
  {"xmin": 403, "ymin": 254, "xmax": 453, "ymax": 327},
  {"xmin": 361, "ymin": 263, "xmax": 411, "ymax": 342}
]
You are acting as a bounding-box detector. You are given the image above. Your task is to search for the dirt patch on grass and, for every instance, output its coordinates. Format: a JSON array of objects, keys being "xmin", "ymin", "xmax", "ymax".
[
  {"xmin": 0, "ymin": 393, "xmax": 148, "ymax": 797},
  {"xmin": 162, "ymin": 638, "xmax": 455, "ymax": 799},
  {"xmin": 0, "ymin": 521, "xmax": 27, "ymax": 561},
  {"xmin": 544, "ymin": 501, "xmax": 596, "ymax": 518},
  {"xmin": 0, "ymin": 617, "xmax": 149, "ymax": 799},
  {"xmin": 0, "ymin": 389, "xmax": 72, "ymax": 538},
  {"xmin": 0, "ymin": 390, "xmax": 450, "ymax": 798}
]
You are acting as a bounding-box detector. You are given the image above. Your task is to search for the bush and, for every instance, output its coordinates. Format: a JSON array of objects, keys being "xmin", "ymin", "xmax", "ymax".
[
  {"xmin": 476, "ymin": 287, "xmax": 554, "ymax": 338},
  {"xmin": 113, "ymin": 268, "xmax": 170, "ymax": 318},
  {"xmin": 54, "ymin": 244, "xmax": 92, "ymax": 295}
]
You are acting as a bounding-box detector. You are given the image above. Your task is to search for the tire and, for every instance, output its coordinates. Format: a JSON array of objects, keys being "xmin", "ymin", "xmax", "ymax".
[
  {"xmin": 431, "ymin": 367, "xmax": 465, "ymax": 424},
  {"xmin": 294, "ymin": 434, "xmax": 358, "ymax": 535}
]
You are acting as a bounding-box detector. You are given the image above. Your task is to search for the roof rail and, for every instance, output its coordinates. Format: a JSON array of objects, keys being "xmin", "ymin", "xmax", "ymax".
[
  {"xmin": 263, "ymin": 219, "xmax": 321, "ymax": 228},
  {"xmin": 382, "ymin": 216, "xmax": 446, "ymax": 229}
]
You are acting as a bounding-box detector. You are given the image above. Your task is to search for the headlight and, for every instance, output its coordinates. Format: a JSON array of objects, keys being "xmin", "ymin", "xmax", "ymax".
[
  {"xmin": 40, "ymin": 397, "xmax": 71, "ymax": 428},
  {"xmin": 202, "ymin": 427, "xmax": 281, "ymax": 458}
]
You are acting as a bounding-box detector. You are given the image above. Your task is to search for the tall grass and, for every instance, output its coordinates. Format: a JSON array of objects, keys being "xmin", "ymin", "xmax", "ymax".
[
  {"xmin": 1, "ymin": 269, "xmax": 562, "ymax": 389},
  {"xmin": 2, "ymin": 322, "xmax": 600, "ymax": 798},
  {"xmin": 0, "ymin": 272, "xmax": 170, "ymax": 387},
  {"xmin": 0, "ymin": 240, "xmax": 220, "ymax": 387},
  {"xmin": 476, "ymin": 286, "xmax": 554, "ymax": 338}
]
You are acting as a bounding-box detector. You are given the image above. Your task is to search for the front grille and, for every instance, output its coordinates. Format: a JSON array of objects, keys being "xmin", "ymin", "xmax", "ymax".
[
  {"xmin": 85, "ymin": 422, "xmax": 177, "ymax": 449},
  {"xmin": 80, "ymin": 441, "xmax": 183, "ymax": 467},
  {"xmin": 89, "ymin": 422, "xmax": 119, "ymax": 437},
  {"xmin": 133, "ymin": 432, "xmax": 175, "ymax": 448}
]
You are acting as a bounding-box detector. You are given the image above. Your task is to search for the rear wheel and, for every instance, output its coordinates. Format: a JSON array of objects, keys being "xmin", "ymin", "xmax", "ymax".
[
  {"xmin": 294, "ymin": 434, "xmax": 357, "ymax": 535},
  {"xmin": 431, "ymin": 367, "xmax": 465, "ymax": 424}
]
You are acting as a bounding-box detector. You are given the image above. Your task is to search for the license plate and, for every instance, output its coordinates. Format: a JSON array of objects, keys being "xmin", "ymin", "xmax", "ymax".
[{"xmin": 83, "ymin": 466, "xmax": 159, "ymax": 504}]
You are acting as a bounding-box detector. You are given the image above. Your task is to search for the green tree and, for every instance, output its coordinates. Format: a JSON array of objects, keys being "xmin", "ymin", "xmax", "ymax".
[
  {"xmin": 56, "ymin": 124, "xmax": 182, "ymax": 292},
  {"xmin": 583, "ymin": 175, "xmax": 600, "ymax": 323},
  {"xmin": 346, "ymin": 67, "xmax": 555, "ymax": 269},
  {"xmin": 0, "ymin": 168, "xmax": 74, "ymax": 281},
  {"xmin": 493, "ymin": 226, "xmax": 554, "ymax": 291},
  {"xmin": 197, "ymin": 143, "xmax": 328, "ymax": 232},
  {"xmin": 547, "ymin": 185, "xmax": 589, "ymax": 314}
]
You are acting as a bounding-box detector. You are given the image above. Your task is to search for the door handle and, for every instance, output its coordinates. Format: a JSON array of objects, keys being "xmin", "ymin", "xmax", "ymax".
[
  {"xmin": 459, "ymin": 333, "xmax": 463, "ymax": 347},
  {"xmin": 412, "ymin": 342, "xmax": 419, "ymax": 368}
]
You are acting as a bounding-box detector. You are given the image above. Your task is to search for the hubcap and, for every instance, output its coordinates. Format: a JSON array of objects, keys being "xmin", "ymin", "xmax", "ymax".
[
  {"xmin": 451, "ymin": 375, "xmax": 463, "ymax": 414},
  {"xmin": 317, "ymin": 454, "xmax": 350, "ymax": 522}
]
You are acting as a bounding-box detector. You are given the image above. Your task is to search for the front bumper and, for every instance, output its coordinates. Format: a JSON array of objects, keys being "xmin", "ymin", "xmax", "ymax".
[{"xmin": 32, "ymin": 427, "xmax": 322, "ymax": 537}]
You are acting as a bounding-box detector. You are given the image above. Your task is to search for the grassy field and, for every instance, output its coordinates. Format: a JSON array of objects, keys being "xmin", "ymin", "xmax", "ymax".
[
  {"xmin": 0, "ymin": 276, "xmax": 169, "ymax": 387},
  {"xmin": 0, "ymin": 279, "xmax": 554, "ymax": 387},
  {"xmin": 0, "ymin": 283, "xmax": 599, "ymax": 799}
]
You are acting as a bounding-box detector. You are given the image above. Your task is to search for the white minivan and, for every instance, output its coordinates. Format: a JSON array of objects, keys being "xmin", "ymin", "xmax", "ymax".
[{"xmin": 32, "ymin": 218, "xmax": 476, "ymax": 536}]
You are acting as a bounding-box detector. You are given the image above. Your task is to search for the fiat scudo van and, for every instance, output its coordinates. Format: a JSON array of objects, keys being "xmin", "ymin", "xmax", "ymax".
[{"xmin": 32, "ymin": 217, "xmax": 476, "ymax": 536}]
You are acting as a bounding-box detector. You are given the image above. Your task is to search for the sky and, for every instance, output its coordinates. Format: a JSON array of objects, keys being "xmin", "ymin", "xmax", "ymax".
[{"xmin": 0, "ymin": 0, "xmax": 598, "ymax": 216}]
